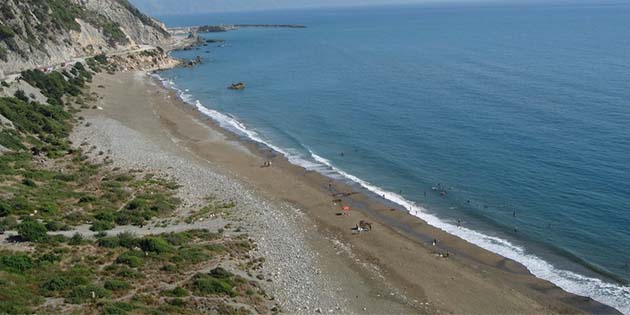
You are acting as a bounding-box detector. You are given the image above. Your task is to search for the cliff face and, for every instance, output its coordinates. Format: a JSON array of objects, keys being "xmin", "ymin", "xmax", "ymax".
[{"xmin": 0, "ymin": 0, "xmax": 172, "ymax": 77}]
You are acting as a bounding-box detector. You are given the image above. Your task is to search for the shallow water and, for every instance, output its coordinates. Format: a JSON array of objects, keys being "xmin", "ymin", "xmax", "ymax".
[{"xmin": 158, "ymin": 3, "xmax": 630, "ymax": 312}]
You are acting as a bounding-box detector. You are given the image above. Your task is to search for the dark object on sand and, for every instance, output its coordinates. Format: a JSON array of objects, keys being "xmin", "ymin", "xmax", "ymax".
[
  {"xmin": 352, "ymin": 220, "xmax": 373, "ymax": 232},
  {"xmin": 358, "ymin": 220, "xmax": 372, "ymax": 230},
  {"xmin": 228, "ymin": 82, "xmax": 246, "ymax": 90}
]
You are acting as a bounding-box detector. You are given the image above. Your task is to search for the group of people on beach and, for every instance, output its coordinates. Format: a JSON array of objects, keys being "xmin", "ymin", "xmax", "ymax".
[{"xmin": 261, "ymin": 160, "xmax": 272, "ymax": 168}]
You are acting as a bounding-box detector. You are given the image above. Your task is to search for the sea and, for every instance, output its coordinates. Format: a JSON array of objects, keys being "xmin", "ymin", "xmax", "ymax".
[{"xmin": 156, "ymin": 2, "xmax": 630, "ymax": 313}]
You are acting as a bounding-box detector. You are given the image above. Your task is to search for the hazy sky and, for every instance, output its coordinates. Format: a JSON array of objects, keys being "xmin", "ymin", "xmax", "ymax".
[{"xmin": 129, "ymin": 0, "xmax": 503, "ymax": 15}]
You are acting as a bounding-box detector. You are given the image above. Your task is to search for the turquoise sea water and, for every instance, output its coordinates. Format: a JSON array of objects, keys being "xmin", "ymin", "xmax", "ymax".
[{"xmin": 157, "ymin": 3, "xmax": 630, "ymax": 312}]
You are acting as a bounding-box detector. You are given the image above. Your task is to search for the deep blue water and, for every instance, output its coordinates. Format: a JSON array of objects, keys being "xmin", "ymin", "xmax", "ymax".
[{"xmin": 157, "ymin": 3, "xmax": 630, "ymax": 312}]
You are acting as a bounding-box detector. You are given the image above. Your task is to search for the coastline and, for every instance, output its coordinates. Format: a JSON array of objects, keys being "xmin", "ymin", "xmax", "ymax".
[{"xmin": 79, "ymin": 70, "xmax": 622, "ymax": 314}]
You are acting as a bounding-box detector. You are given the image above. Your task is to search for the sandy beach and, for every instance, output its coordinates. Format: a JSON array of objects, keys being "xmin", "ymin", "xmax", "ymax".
[{"xmin": 74, "ymin": 70, "xmax": 621, "ymax": 314}]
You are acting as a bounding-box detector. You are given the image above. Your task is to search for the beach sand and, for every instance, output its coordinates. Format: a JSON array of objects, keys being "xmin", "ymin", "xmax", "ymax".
[{"xmin": 77, "ymin": 71, "xmax": 621, "ymax": 314}]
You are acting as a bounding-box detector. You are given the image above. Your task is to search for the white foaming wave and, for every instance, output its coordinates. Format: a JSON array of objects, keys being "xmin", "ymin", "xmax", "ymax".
[
  {"xmin": 310, "ymin": 151, "xmax": 629, "ymax": 314},
  {"xmin": 151, "ymin": 73, "xmax": 327, "ymax": 174},
  {"xmin": 151, "ymin": 73, "xmax": 629, "ymax": 314}
]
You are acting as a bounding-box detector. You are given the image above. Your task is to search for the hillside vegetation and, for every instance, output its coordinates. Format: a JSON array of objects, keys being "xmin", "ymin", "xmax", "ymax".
[
  {"xmin": 0, "ymin": 57, "xmax": 276, "ymax": 314},
  {"xmin": 0, "ymin": 0, "xmax": 172, "ymax": 75}
]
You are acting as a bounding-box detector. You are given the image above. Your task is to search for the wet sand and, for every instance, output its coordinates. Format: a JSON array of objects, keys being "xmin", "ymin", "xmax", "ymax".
[{"xmin": 87, "ymin": 71, "xmax": 621, "ymax": 314}]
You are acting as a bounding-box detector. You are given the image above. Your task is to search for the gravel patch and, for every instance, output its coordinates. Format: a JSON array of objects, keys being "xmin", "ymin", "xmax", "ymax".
[{"xmin": 71, "ymin": 117, "xmax": 346, "ymax": 314}]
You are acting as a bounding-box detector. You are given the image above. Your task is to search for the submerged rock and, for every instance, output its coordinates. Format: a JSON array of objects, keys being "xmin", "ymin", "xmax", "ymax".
[{"xmin": 228, "ymin": 82, "xmax": 246, "ymax": 90}]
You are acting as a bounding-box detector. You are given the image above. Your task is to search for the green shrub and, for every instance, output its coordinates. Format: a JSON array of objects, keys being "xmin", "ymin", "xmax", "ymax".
[
  {"xmin": 14, "ymin": 90, "xmax": 29, "ymax": 102},
  {"xmin": 161, "ymin": 264, "xmax": 177, "ymax": 272},
  {"xmin": 0, "ymin": 24, "xmax": 15, "ymax": 40},
  {"xmin": 102, "ymin": 22, "xmax": 128, "ymax": 46},
  {"xmin": 0, "ymin": 253, "xmax": 33, "ymax": 273},
  {"xmin": 94, "ymin": 210, "xmax": 116, "ymax": 222},
  {"xmin": 21, "ymin": 178, "xmax": 36, "ymax": 187},
  {"xmin": 45, "ymin": 221, "xmax": 65, "ymax": 231},
  {"xmin": 0, "ymin": 130, "xmax": 24, "ymax": 151},
  {"xmin": 115, "ymin": 251, "xmax": 143, "ymax": 268},
  {"xmin": 168, "ymin": 298, "xmax": 184, "ymax": 307},
  {"xmin": 116, "ymin": 232, "xmax": 138, "ymax": 249},
  {"xmin": 0, "ymin": 46, "xmax": 7, "ymax": 62},
  {"xmin": 109, "ymin": 265, "xmax": 143, "ymax": 279},
  {"xmin": 65, "ymin": 284, "xmax": 110, "ymax": 304},
  {"xmin": 68, "ymin": 232, "xmax": 85, "ymax": 245},
  {"xmin": 162, "ymin": 232, "xmax": 190, "ymax": 246},
  {"xmin": 189, "ymin": 268, "xmax": 236, "ymax": 296},
  {"xmin": 97, "ymin": 237, "xmax": 117, "ymax": 248},
  {"xmin": 103, "ymin": 279, "xmax": 130, "ymax": 291},
  {"xmin": 170, "ymin": 246, "xmax": 210, "ymax": 265},
  {"xmin": 90, "ymin": 220, "xmax": 115, "ymax": 231},
  {"xmin": 41, "ymin": 273, "xmax": 89, "ymax": 293},
  {"xmin": 0, "ymin": 201, "xmax": 9, "ymax": 217},
  {"xmin": 0, "ymin": 97, "xmax": 71, "ymax": 143},
  {"xmin": 162, "ymin": 286, "xmax": 188, "ymax": 297},
  {"xmin": 0, "ymin": 216, "xmax": 17, "ymax": 232},
  {"xmin": 79, "ymin": 195, "xmax": 97, "ymax": 203},
  {"xmin": 20, "ymin": 69, "xmax": 82, "ymax": 105},
  {"xmin": 102, "ymin": 301, "xmax": 134, "ymax": 315},
  {"xmin": 17, "ymin": 219, "xmax": 48, "ymax": 242},
  {"xmin": 139, "ymin": 237, "xmax": 172, "ymax": 254}
]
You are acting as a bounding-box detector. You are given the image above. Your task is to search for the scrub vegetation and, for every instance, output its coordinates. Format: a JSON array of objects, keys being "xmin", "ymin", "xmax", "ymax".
[{"xmin": 0, "ymin": 60, "xmax": 274, "ymax": 314}]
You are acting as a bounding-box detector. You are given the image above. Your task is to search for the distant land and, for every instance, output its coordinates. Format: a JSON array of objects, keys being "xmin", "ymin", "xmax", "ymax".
[{"xmin": 194, "ymin": 24, "xmax": 307, "ymax": 33}]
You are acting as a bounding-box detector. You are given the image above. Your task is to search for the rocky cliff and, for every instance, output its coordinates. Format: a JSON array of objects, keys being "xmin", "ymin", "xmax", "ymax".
[{"xmin": 0, "ymin": 0, "xmax": 172, "ymax": 77}]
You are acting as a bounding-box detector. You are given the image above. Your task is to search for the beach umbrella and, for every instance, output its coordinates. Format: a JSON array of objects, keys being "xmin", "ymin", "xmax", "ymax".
[{"xmin": 342, "ymin": 206, "xmax": 350, "ymax": 211}]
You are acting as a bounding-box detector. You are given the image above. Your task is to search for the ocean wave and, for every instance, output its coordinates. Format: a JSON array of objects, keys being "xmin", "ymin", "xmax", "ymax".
[
  {"xmin": 309, "ymin": 151, "xmax": 630, "ymax": 314},
  {"xmin": 151, "ymin": 72, "xmax": 629, "ymax": 314}
]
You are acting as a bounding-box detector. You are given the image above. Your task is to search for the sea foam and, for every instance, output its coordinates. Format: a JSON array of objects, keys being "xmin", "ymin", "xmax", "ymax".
[{"xmin": 152, "ymin": 73, "xmax": 629, "ymax": 315}]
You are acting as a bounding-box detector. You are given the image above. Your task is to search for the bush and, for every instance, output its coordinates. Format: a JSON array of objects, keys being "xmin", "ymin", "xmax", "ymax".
[
  {"xmin": 110, "ymin": 265, "xmax": 143, "ymax": 279},
  {"xmin": 19, "ymin": 69, "xmax": 82, "ymax": 105},
  {"xmin": 65, "ymin": 285, "xmax": 110, "ymax": 304},
  {"xmin": 17, "ymin": 219, "xmax": 48, "ymax": 242},
  {"xmin": 103, "ymin": 279, "xmax": 130, "ymax": 291},
  {"xmin": 139, "ymin": 237, "xmax": 172, "ymax": 254},
  {"xmin": 21, "ymin": 178, "xmax": 36, "ymax": 187},
  {"xmin": 68, "ymin": 233, "xmax": 85, "ymax": 245},
  {"xmin": 189, "ymin": 268, "xmax": 236, "ymax": 296},
  {"xmin": 14, "ymin": 90, "xmax": 29, "ymax": 102},
  {"xmin": 0, "ymin": 253, "xmax": 33, "ymax": 273},
  {"xmin": 0, "ymin": 24, "xmax": 15, "ymax": 40},
  {"xmin": 79, "ymin": 195, "xmax": 97, "ymax": 203},
  {"xmin": 162, "ymin": 286, "xmax": 188, "ymax": 297},
  {"xmin": 45, "ymin": 220, "xmax": 67, "ymax": 232},
  {"xmin": 102, "ymin": 301, "xmax": 134, "ymax": 315},
  {"xmin": 168, "ymin": 298, "xmax": 184, "ymax": 307},
  {"xmin": 0, "ymin": 216, "xmax": 17, "ymax": 232},
  {"xmin": 90, "ymin": 220, "xmax": 115, "ymax": 232},
  {"xmin": 116, "ymin": 232, "xmax": 138, "ymax": 248},
  {"xmin": 94, "ymin": 210, "xmax": 116, "ymax": 222},
  {"xmin": 115, "ymin": 251, "xmax": 143, "ymax": 268},
  {"xmin": 41, "ymin": 274, "xmax": 89, "ymax": 293},
  {"xmin": 0, "ymin": 130, "xmax": 24, "ymax": 151},
  {"xmin": 98, "ymin": 232, "xmax": 139, "ymax": 249},
  {"xmin": 0, "ymin": 97, "xmax": 71, "ymax": 144},
  {"xmin": 97, "ymin": 236, "xmax": 119, "ymax": 248},
  {"xmin": 0, "ymin": 201, "xmax": 9, "ymax": 216},
  {"xmin": 37, "ymin": 252, "xmax": 62, "ymax": 264},
  {"xmin": 170, "ymin": 246, "xmax": 210, "ymax": 265}
]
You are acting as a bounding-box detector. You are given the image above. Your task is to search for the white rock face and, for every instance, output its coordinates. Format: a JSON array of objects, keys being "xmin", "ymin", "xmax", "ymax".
[{"xmin": 0, "ymin": 0, "xmax": 173, "ymax": 76}]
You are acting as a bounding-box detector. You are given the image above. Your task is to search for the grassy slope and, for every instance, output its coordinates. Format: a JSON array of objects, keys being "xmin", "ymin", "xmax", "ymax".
[{"xmin": 0, "ymin": 60, "xmax": 274, "ymax": 315}]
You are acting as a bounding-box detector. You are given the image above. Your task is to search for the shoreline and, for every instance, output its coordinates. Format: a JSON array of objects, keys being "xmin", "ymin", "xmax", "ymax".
[
  {"xmin": 150, "ymin": 71, "xmax": 628, "ymax": 314},
  {"xmin": 86, "ymin": 70, "xmax": 622, "ymax": 314}
]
